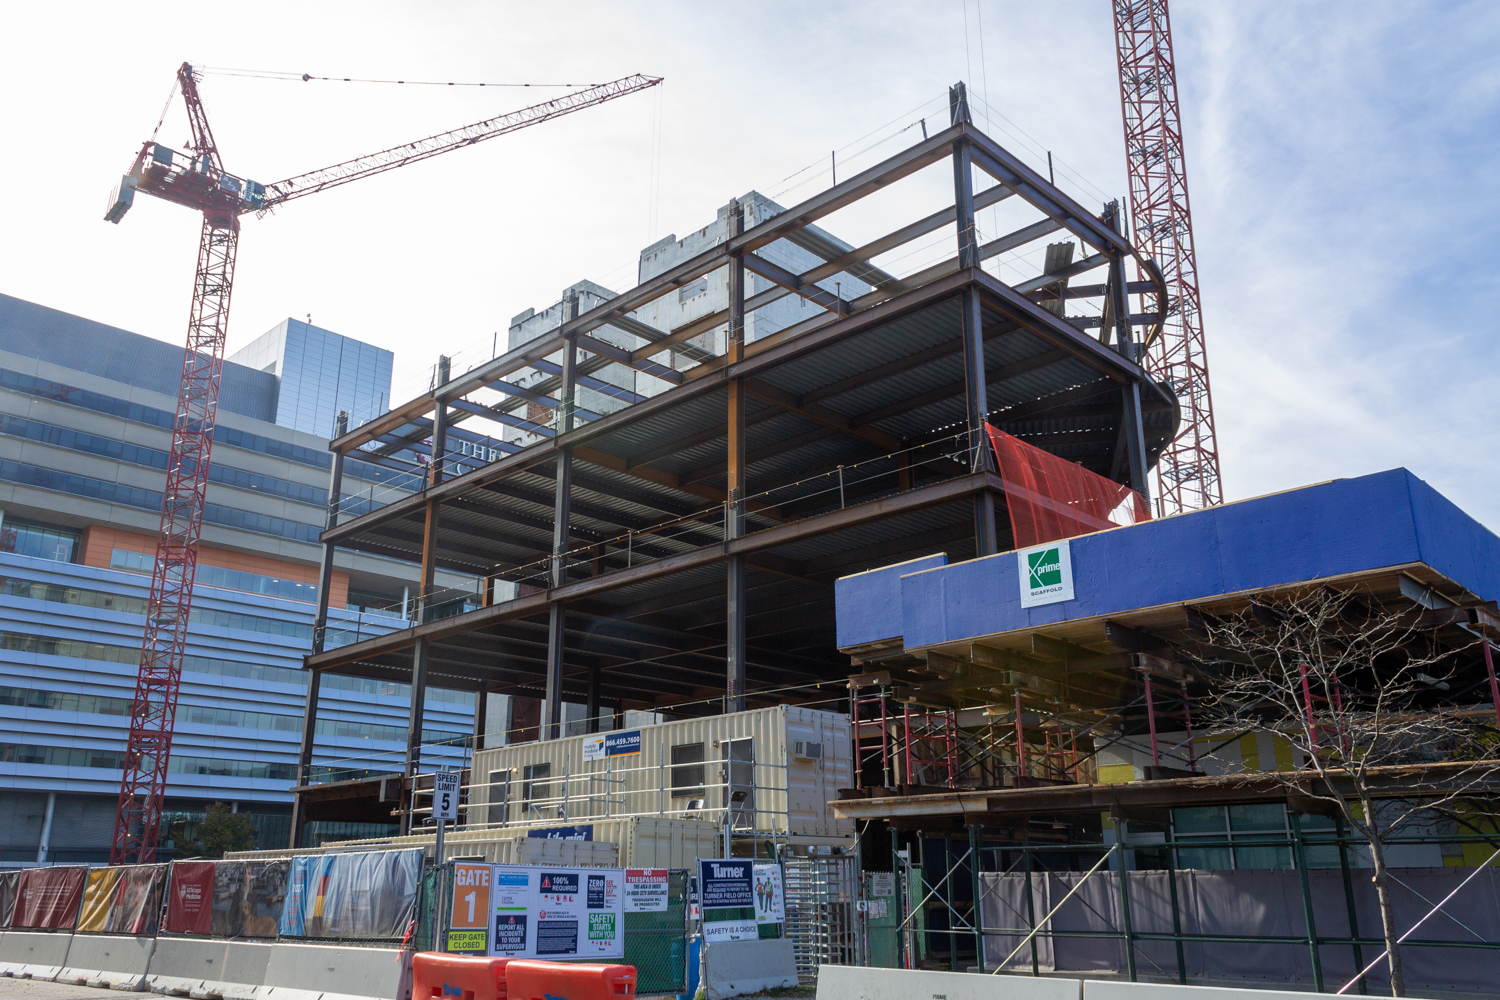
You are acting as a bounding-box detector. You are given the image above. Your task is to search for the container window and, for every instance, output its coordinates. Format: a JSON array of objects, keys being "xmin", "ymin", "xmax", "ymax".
[
  {"xmin": 522, "ymin": 763, "xmax": 551, "ymax": 819},
  {"xmin": 671, "ymin": 743, "xmax": 705, "ymax": 799}
]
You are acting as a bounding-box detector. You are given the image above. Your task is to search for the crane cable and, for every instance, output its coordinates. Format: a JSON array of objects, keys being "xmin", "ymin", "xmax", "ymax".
[{"xmin": 201, "ymin": 66, "xmax": 604, "ymax": 88}]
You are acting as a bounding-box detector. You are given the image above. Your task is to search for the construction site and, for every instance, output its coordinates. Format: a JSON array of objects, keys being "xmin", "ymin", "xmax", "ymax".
[{"xmin": 2, "ymin": 4, "xmax": 1498, "ymax": 1000}]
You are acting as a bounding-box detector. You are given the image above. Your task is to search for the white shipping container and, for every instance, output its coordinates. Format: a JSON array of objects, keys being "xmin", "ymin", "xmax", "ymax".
[
  {"xmin": 228, "ymin": 816, "xmax": 722, "ymax": 869},
  {"xmin": 470, "ymin": 705, "xmax": 853, "ymax": 844}
]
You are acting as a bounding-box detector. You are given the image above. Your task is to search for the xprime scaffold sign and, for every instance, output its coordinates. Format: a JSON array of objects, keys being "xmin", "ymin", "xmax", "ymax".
[{"xmin": 1017, "ymin": 539, "xmax": 1074, "ymax": 608}]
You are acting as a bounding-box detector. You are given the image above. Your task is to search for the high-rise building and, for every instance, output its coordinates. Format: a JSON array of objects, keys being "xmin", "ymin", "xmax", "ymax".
[
  {"xmin": 0, "ymin": 294, "xmax": 472, "ymax": 864},
  {"xmin": 228, "ymin": 319, "xmax": 395, "ymax": 438}
]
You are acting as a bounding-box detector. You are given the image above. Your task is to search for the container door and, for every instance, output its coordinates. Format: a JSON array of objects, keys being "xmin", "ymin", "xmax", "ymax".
[{"xmin": 721, "ymin": 738, "xmax": 754, "ymax": 830}]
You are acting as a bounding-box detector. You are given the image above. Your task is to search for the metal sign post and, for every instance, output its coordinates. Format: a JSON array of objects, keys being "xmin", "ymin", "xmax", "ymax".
[{"xmin": 432, "ymin": 770, "xmax": 460, "ymax": 952}]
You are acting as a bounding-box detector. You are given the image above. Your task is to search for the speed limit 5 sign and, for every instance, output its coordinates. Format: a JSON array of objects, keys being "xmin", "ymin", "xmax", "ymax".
[{"xmin": 433, "ymin": 770, "xmax": 460, "ymax": 821}]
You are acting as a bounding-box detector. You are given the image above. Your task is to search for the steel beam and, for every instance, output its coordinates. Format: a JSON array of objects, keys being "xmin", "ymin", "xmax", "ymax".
[{"xmin": 309, "ymin": 471, "xmax": 1000, "ymax": 671}]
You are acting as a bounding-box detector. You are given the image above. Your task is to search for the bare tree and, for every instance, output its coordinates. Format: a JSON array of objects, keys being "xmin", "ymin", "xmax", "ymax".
[{"xmin": 1189, "ymin": 587, "xmax": 1500, "ymax": 997}]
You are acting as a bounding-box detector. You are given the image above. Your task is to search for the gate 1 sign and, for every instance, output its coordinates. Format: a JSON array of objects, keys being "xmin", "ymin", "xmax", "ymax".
[
  {"xmin": 698, "ymin": 860, "xmax": 756, "ymax": 943},
  {"xmin": 448, "ymin": 863, "xmax": 490, "ymax": 954},
  {"xmin": 488, "ymin": 865, "xmax": 624, "ymax": 960}
]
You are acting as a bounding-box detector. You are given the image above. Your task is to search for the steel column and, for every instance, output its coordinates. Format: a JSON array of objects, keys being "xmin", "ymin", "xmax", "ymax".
[
  {"xmin": 1116, "ymin": 817, "xmax": 1138, "ymax": 981},
  {"xmin": 289, "ymin": 668, "xmax": 320, "ymax": 848},
  {"xmin": 586, "ymin": 664, "xmax": 601, "ymax": 734},
  {"xmin": 1105, "ymin": 205, "xmax": 1151, "ymax": 500},
  {"xmin": 970, "ymin": 824, "xmax": 986, "ymax": 972},
  {"xmin": 402, "ymin": 636, "xmax": 429, "ymax": 835},
  {"xmin": 291, "ymin": 410, "xmax": 347, "ymax": 848},
  {"xmin": 472, "ymin": 683, "xmax": 488, "ymax": 755},
  {"xmin": 725, "ymin": 198, "xmax": 748, "ymax": 714},
  {"xmin": 1290, "ymin": 811, "xmax": 1325, "ymax": 991},
  {"xmin": 1337, "ymin": 814, "xmax": 1369, "ymax": 994},
  {"xmin": 545, "ymin": 298, "xmax": 579, "ymax": 741}
]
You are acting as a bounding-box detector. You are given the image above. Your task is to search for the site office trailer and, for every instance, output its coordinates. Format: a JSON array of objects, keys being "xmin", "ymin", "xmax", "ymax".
[{"xmin": 470, "ymin": 705, "xmax": 854, "ymax": 847}]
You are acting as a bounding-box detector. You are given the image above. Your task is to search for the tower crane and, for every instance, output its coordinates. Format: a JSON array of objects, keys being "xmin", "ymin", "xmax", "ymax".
[
  {"xmin": 104, "ymin": 63, "xmax": 662, "ymax": 864},
  {"xmin": 1112, "ymin": 0, "xmax": 1222, "ymax": 514}
]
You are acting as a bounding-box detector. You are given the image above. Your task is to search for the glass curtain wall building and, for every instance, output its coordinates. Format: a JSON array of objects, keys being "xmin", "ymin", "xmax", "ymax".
[{"xmin": 0, "ymin": 293, "xmax": 469, "ymax": 863}]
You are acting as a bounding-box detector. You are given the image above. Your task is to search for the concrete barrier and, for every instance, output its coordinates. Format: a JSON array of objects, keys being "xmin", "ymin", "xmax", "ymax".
[
  {"xmin": 260, "ymin": 942, "xmax": 410, "ymax": 1000},
  {"xmin": 0, "ymin": 930, "xmax": 76, "ymax": 981},
  {"xmin": 146, "ymin": 938, "xmax": 230, "ymax": 996},
  {"xmin": 1084, "ymin": 982, "xmax": 1324, "ymax": 1000},
  {"xmin": 195, "ymin": 941, "xmax": 274, "ymax": 1000},
  {"xmin": 702, "ymin": 937, "xmax": 798, "ymax": 1000},
  {"xmin": 816, "ymin": 966, "xmax": 1083, "ymax": 1000},
  {"xmin": 57, "ymin": 934, "xmax": 157, "ymax": 990}
]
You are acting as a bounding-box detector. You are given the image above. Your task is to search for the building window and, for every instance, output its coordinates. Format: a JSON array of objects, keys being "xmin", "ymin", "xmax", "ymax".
[
  {"xmin": 0, "ymin": 520, "xmax": 80, "ymax": 563},
  {"xmin": 522, "ymin": 763, "xmax": 551, "ymax": 819},
  {"xmin": 678, "ymin": 278, "xmax": 708, "ymax": 303},
  {"xmin": 671, "ymin": 743, "xmax": 705, "ymax": 799},
  {"xmin": 112, "ymin": 548, "xmax": 319, "ymax": 603},
  {"xmin": 1172, "ymin": 803, "xmax": 1316, "ymax": 870}
]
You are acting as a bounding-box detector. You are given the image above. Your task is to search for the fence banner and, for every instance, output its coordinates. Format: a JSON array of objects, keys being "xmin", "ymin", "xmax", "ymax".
[
  {"xmin": 487, "ymin": 865, "xmax": 625, "ymax": 960},
  {"xmin": 280, "ymin": 849, "xmax": 423, "ymax": 940},
  {"xmin": 166, "ymin": 861, "xmax": 216, "ymax": 934},
  {"xmin": 243, "ymin": 860, "xmax": 290, "ymax": 938},
  {"xmin": 77, "ymin": 868, "xmax": 123, "ymax": 932},
  {"xmin": 211, "ymin": 861, "xmax": 249, "ymax": 937},
  {"xmin": 14, "ymin": 866, "xmax": 87, "ymax": 929},
  {"xmin": 0, "ymin": 870, "xmax": 19, "ymax": 929},
  {"xmin": 106, "ymin": 865, "xmax": 168, "ymax": 935}
]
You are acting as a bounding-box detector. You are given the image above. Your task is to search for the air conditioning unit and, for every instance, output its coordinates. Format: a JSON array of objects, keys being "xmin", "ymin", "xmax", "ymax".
[{"xmin": 793, "ymin": 741, "xmax": 823, "ymax": 761}]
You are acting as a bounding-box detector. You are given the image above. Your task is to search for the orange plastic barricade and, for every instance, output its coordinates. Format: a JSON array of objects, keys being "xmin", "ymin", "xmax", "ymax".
[
  {"xmin": 504, "ymin": 961, "xmax": 636, "ymax": 1000},
  {"xmin": 412, "ymin": 953, "xmax": 515, "ymax": 1000}
]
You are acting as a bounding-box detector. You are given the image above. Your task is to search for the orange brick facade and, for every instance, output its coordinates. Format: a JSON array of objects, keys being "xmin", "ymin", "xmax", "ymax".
[{"xmin": 79, "ymin": 525, "xmax": 349, "ymax": 608}]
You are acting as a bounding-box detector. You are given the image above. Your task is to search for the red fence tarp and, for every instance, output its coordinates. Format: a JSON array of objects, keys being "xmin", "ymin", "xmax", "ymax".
[
  {"xmin": 986, "ymin": 424, "xmax": 1150, "ymax": 548},
  {"xmin": 166, "ymin": 861, "xmax": 216, "ymax": 935},
  {"xmin": 13, "ymin": 866, "xmax": 87, "ymax": 929}
]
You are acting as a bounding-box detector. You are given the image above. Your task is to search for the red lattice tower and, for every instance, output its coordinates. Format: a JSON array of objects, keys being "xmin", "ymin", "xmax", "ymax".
[{"xmin": 1112, "ymin": 0, "xmax": 1223, "ymax": 513}]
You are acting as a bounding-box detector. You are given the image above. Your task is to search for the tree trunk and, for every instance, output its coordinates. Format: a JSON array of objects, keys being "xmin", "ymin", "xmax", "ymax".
[{"xmin": 1364, "ymin": 800, "xmax": 1405, "ymax": 997}]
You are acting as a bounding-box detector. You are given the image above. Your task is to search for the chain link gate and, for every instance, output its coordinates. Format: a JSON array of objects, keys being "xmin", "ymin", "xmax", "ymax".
[
  {"xmin": 622, "ymin": 869, "xmax": 689, "ymax": 995},
  {"xmin": 785, "ymin": 856, "xmax": 861, "ymax": 983}
]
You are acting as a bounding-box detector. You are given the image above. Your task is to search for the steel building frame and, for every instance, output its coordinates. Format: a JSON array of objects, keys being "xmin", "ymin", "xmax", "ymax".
[{"xmin": 291, "ymin": 86, "xmax": 1179, "ymax": 837}]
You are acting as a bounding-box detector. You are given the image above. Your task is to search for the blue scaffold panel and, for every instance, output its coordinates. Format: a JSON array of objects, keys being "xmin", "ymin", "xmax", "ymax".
[
  {"xmin": 834, "ymin": 552, "xmax": 948, "ymax": 649},
  {"xmin": 873, "ymin": 469, "xmax": 1498, "ymax": 651}
]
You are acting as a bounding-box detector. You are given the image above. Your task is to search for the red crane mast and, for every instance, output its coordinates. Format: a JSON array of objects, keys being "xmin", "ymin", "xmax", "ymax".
[
  {"xmin": 1112, "ymin": 0, "xmax": 1223, "ymax": 514},
  {"xmin": 105, "ymin": 64, "xmax": 662, "ymax": 864}
]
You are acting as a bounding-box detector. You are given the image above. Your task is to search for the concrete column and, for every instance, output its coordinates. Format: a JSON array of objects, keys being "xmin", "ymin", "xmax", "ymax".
[{"xmin": 36, "ymin": 791, "xmax": 55, "ymax": 863}]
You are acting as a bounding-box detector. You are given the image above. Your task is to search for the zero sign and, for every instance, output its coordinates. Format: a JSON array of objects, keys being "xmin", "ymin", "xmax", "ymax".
[{"xmin": 434, "ymin": 770, "xmax": 460, "ymax": 821}]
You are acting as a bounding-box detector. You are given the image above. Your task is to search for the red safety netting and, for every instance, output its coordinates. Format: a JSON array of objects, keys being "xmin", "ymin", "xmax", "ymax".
[{"xmin": 986, "ymin": 423, "xmax": 1151, "ymax": 548}]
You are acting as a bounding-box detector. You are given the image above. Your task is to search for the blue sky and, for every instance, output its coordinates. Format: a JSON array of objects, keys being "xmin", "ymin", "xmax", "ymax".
[{"xmin": 0, "ymin": 2, "xmax": 1495, "ymax": 524}]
